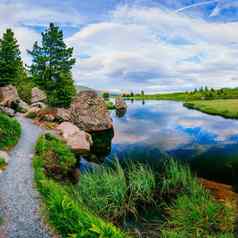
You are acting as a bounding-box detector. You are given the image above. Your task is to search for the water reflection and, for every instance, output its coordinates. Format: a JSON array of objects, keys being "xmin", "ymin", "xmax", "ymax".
[
  {"xmin": 109, "ymin": 100, "xmax": 238, "ymax": 184},
  {"xmin": 116, "ymin": 108, "xmax": 127, "ymax": 118}
]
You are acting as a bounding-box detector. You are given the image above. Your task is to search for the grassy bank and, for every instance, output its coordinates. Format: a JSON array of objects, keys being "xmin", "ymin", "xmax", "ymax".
[
  {"xmin": 184, "ymin": 99, "xmax": 238, "ymax": 119},
  {"xmin": 124, "ymin": 87, "xmax": 238, "ymax": 101},
  {"xmin": 0, "ymin": 112, "xmax": 21, "ymax": 150},
  {"xmin": 33, "ymin": 134, "xmax": 236, "ymax": 238}
]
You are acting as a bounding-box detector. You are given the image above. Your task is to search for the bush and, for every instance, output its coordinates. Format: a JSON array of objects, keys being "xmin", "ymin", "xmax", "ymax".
[
  {"xmin": 76, "ymin": 162, "xmax": 127, "ymax": 220},
  {"xmin": 160, "ymin": 160, "xmax": 236, "ymax": 237},
  {"xmin": 35, "ymin": 134, "xmax": 77, "ymax": 180},
  {"xmin": 0, "ymin": 112, "xmax": 21, "ymax": 150},
  {"xmin": 0, "ymin": 157, "xmax": 6, "ymax": 168},
  {"xmin": 75, "ymin": 162, "xmax": 156, "ymax": 222},
  {"xmin": 33, "ymin": 140, "xmax": 127, "ymax": 238},
  {"xmin": 26, "ymin": 111, "xmax": 37, "ymax": 119},
  {"xmin": 106, "ymin": 101, "xmax": 116, "ymax": 110},
  {"xmin": 16, "ymin": 76, "xmax": 34, "ymax": 104}
]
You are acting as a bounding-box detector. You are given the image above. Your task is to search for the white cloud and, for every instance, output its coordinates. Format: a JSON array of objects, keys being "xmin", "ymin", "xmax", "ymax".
[{"xmin": 67, "ymin": 4, "xmax": 238, "ymax": 92}]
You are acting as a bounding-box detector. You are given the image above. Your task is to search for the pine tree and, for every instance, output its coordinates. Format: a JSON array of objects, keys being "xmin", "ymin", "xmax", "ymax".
[
  {"xmin": 28, "ymin": 23, "xmax": 76, "ymax": 107},
  {"xmin": 0, "ymin": 29, "xmax": 24, "ymax": 86}
]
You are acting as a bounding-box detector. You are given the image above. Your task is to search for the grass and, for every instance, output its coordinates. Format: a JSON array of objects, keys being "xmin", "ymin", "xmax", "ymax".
[
  {"xmin": 0, "ymin": 112, "xmax": 21, "ymax": 150},
  {"xmin": 33, "ymin": 134, "xmax": 236, "ymax": 238},
  {"xmin": 0, "ymin": 157, "xmax": 6, "ymax": 169},
  {"xmin": 33, "ymin": 134, "xmax": 128, "ymax": 238},
  {"xmin": 106, "ymin": 100, "xmax": 116, "ymax": 110},
  {"xmin": 159, "ymin": 160, "xmax": 236, "ymax": 238},
  {"xmin": 184, "ymin": 99, "xmax": 238, "ymax": 119}
]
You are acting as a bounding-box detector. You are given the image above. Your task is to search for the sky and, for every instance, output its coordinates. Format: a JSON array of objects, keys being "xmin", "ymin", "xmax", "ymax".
[{"xmin": 1, "ymin": 0, "xmax": 238, "ymax": 93}]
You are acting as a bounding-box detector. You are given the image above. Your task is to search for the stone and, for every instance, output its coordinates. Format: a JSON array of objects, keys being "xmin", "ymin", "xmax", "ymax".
[
  {"xmin": 31, "ymin": 102, "xmax": 47, "ymax": 109},
  {"xmin": 115, "ymin": 96, "xmax": 127, "ymax": 110},
  {"xmin": 0, "ymin": 106, "xmax": 15, "ymax": 117},
  {"xmin": 56, "ymin": 122, "xmax": 93, "ymax": 154},
  {"xmin": 55, "ymin": 108, "xmax": 71, "ymax": 122},
  {"xmin": 0, "ymin": 85, "xmax": 19, "ymax": 107},
  {"xmin": 70, "ymin": 91, "xmax": 113, "ymax": 132},
  {"xmin": 0, "ymin": 151, "xmax": 10, "ymax": 164},
  {"xmin": 31, "ymin": 87, "xmax": 47, "ymax": 104},
  {"xmin": 17, "ymin": 100, "xmax": 30, "ymax": 113},
  {"xmin": 43, "ymin": 114, "xmax": 55, "ymax": 122}
]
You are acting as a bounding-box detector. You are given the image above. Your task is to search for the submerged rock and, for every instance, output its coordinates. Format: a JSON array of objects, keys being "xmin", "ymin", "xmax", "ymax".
[
  {"xmin": 115, "ymin": 96, "xmax": 127, "ymax": 110},
  {"xmin": 56, "ymin": 122, "xmax": 93, "ymax": 155},
  {"xmin": 31, "ymin": 87, "xmax": 47, "ymax": 104},
  {"xmin": 70, "ymin": 91, "xmax": 113, "ymax": 132}
]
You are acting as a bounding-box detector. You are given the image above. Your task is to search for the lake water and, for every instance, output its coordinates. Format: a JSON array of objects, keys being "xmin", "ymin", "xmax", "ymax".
[{"xmin": 97, "ymin": 100, "xmax": 238, "ymax": 185}]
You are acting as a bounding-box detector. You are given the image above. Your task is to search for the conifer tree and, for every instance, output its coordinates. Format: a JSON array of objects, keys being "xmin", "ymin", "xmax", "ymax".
[
  {"xmin": 28, "ymin": 23, "xmax": 76, "ymax": 107},
  {"xmin": 0, "ymin": 29, "xmax": 24, "ymax": 86}
]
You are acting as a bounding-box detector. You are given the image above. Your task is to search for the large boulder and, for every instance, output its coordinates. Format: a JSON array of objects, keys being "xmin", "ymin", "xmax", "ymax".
[
  {"xmin": 31, "ymin": 87, "xmax": 47, "ymax": 104},
  {"xmin": 0, "ymin": 85, "xmax": 19, "ymax": 107},
  {"xmin": 0, "ymin": 106, "xmax": 15, "ymax": 117},
  {"xmin": 70, "ymin": 91, "xmax": 113, "ymax": 132},
  {"xmin": 55, "ymin": 108, "xmax": 71, "ymax": 122},
  {"xmin": 115, "ymin": 96, "xmax": 127, "ymax": 110},
  {"xmin": 56, "ymin": 122, "xmax": 93, "ymax": 154}
]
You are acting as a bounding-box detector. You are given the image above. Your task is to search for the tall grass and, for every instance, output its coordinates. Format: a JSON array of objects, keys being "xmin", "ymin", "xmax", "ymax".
[
  {"xmin": 160, "ymin": 159, "xmax": 236, "ymax": 238},
  {"xmin": 75, "ymin": 161, "xmax": 156, "ymax": 222},
  {"xmin": 0, "ymin": 112, "xmax": 21, "ymax": 150},
  {"xmin": 33, "ymin": 136, "xmax": 128, "ymax": 238}
]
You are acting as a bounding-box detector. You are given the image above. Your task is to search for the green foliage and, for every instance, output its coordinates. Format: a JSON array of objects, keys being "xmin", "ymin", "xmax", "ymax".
[
  {"xmin": 0, "ymin": 28, "xmax": 24, "ymax": 86},
  {"xmin": 128, "ymin": 163, "xmax": 155, "ymax": 202},
  {"xmin": 16, "ymin": 76, "xmax": 34, "ymax": 104},
  {"xmin": 106, "ymin": 101, "xmax": 116, "ymax": 110},
  {"xmin": 0, "ymin": 112, "xmax": 21, "ymax": 150},
  {"xmin": 35, "ymin": 134, "xmax": 77, "ymax": 180},
  {"xmin": 160, "ymin": 160, "xmax": 236, "ymax": 237},
  {"xmin": 28, "ymin": 23, "xmax": 76, "ymax": 108},
  {"xmin": 75, "ymin": 162, "xmax": 156, "ymax": 222},
  {"xmin": 33, "ymin": 140, "xmax": 128, "ymax": 238},
  {"xmin": 76, "ymin": 162, "xmax": 127, "ymax": 220},
  {"xmin": 26, "ymin": 111, "xmax": 37, "ymax": 119},
  {"xmin": 184, "ymin": 99, "xmax": 238, "ymax": 119},
  {"xmin": 0, "ymin": 157, "xmax": 6, "ymax": 168},
  {"xmin": 102, "ymin": 92, "xmax": 110, "ymax": 100}
]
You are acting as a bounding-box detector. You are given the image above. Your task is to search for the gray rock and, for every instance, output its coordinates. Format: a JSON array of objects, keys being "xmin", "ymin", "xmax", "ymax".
[
  {"xmin": 0, "ymin": 106, "xmax": 15, "ymax": 117},
  {"xmin": 0, "ymin": 85, "xmax": 19, "ymax": 107},
  {"xmin": 70, "ymin": 91, "xmax": 113, "ymax": 132},
  {"xmin": 31, "ymin": 87, "xmax": 47, "ymax": 104},
  {"xmin": 56, "ymin": 122, "xmax": 93, "ymax": 154},
  {"xmin": 31, "ymin": 102, "xmax": 47, "ymax": 109},
  {"xmin": 17, "ymin": 100, "xmax": 30, "ymax": 113},
  {"xmin": 115, "ymin": 96, "xmax": 127, "ymax": 110}
]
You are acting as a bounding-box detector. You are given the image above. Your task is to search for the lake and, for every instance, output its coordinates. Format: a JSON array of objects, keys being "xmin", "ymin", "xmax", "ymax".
[{"xmin": 90, "ymin": 100, "xmax": 238, "ymax": 185}]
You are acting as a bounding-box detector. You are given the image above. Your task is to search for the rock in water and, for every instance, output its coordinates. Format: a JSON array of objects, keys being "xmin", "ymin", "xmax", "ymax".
[
  {"xmin": 56, "ymin": 122, "xmax": 93, "ymax": 154},
  {"xmin": 70, "ymin": 91, "xmax": 113, "ymax": 132},
  {"xmin": 0, "ymin": 85, "xmax": 19, "ymax": 107},
  {"xmin": 31, "ymin": 87, "xmax": 47, "ymax": 104},
  {"xmin": 115, "ymin": 96, "xmax": 127, "ymax": 110}
]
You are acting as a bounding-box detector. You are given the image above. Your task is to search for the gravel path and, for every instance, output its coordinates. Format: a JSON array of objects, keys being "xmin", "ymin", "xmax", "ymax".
[{"xmin": 0, "ymin": 115, "xmax": 51, "ymax": 238}]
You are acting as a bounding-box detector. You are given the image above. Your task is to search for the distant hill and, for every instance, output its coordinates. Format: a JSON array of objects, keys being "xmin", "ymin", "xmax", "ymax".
[{"xmin": 76, "ymin": 85, "xmax": 95, "ymax": 93}]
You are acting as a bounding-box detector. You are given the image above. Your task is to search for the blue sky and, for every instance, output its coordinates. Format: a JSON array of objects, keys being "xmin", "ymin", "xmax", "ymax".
[{"xmin": 1, "ymin": 0, "xmax": 238, "ymax": 93}]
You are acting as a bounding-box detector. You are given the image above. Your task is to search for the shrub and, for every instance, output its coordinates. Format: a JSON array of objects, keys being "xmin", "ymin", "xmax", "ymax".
[
  {"xmin": 128, "ymin": 163, "xmax": 156, "ymax": 202},
  {"xmin": 106, "ymin": 101, "xmax": 116, "ymax": 110},
  {"xmin": 33, "ymin": 142, "xmax": 127, "ymax": 238},
  {"xmin": 160, "ymin": 160, "xmax": 236, "ymax": 237},
  {"xmin": 0, "ymin": 112, "xmax": 21, "ymax": 150},
  {"xmin": 35, "ymin": 134, "xmax": 77, "ymax": 180},
  {"xmin": 0, "ymin": 157, "xmax": 6, "ymax": 168},
  {"xmin": 26, "ymin": 111, "xmax": 37, "ymax": 119},
  {"xmin": 16, "ymin": 77, "xmax": 34, "ymax": 104},
  {"xmin": 75, "ymin": 162, "xmax": 127, "ymax": 220}
]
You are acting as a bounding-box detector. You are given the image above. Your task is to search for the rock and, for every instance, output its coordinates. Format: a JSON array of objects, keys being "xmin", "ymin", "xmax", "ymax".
[
  {"xmin": 31, "ymin": 87, "xmax": 47, "ymax": 104},
  {"xmin": 115, "ymin": 96, "xmax": 127, "ymax": 110},
  {"xmin": 55, "ymin": 108, "xmax": 71, "ymax": 122},
  {"xmin": 0, "ymin": 106, "xmax": 15, "ymax": 117},
  {"xmin": 70, "ymin": 91, "xmax": 113, "ymax": 132},
  {"xmin": 31, "ymin": 102, "xmax": 47, "ymax": 109},
  {"xmin": 43, "ymin": 114, "xmax": 55, "ymax": 122},
  {"xmin": 17, "ymin": 100, "xmax": 30, "ymax": 113},
  {"xmin": 56, "ymin": 122, "xmax": 93, "ymax": 154},
  {"xmin": 0, "ymin": 85, "xmax": 19, "ymax": 107},
  {"xmin": 0, "ymin": 151, "xmax": 10, "ymax": 164}
]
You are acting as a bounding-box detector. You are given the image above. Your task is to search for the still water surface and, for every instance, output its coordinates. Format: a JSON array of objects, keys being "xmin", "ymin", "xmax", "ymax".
[{"xmin": 103, "ymin": 100, "xmax": 238, "ymax": 184}]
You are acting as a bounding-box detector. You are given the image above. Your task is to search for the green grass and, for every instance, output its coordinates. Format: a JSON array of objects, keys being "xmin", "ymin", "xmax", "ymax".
[
  {"xmin": 184, "ymin": 99, "xmax": 238, "ymax": 119},
  {"xmin": 106, "ymin": 100, "xmax": 116, "ymax": 110},
  {"xmin": 33, "ymin": 135, "xmax": 128, "ymax": 238},
  {"xmin": 33, "ymin": 134, "xmax": 236, "ymax": 238},
  {"xmin": 159, "ymin": 160, "xmax": 236, "ymax": 238},
  {"xmin": 0, "ymin": 157, "xmax": 6, "ymax": 169},
  {"xmin": 0, "ymin": 112, "xmax": 21, "ymax": 150}
]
